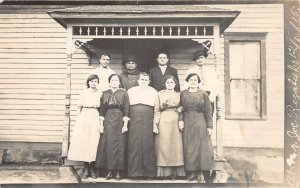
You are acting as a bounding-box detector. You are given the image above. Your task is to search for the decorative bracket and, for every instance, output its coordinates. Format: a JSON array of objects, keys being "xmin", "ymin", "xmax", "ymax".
[
  {"xmin": 72, "ymin": 39, "xmax": 95, "ymax": 65},
  {"xmin": 72, "ymin": 39, "xmax": 93, "ymax": 54}
]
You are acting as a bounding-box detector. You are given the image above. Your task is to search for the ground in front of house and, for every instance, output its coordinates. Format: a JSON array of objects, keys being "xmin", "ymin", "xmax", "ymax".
[{"xmin": 0, "ymin": 164, "xmax": 79, "ymax": 184}]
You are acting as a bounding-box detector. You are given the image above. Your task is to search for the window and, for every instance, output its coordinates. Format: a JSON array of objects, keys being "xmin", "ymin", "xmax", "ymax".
[{"xmin": 224, "ymin": 33, "xmax": 267, "ymax": 120}]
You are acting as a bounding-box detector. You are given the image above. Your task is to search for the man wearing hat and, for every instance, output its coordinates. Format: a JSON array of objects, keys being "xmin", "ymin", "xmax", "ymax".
[
  {"xmin": 119, "ymin": 55, "xmax": 141, "ymax": 90},
  {"xmin": 184, "ymin": 40, "xmax": 219, "ymax": 113},
  {"xmin": 149, "ymin": 51, "xmax": 180, "ymax": 92}
]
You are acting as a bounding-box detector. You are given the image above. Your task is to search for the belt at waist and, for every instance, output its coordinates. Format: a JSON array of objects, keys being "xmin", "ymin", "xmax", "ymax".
[
  {"xmin": 83, "ymin": 106, "xmax": 98, "ymax": 109},
  {"xmin": 162, "ymin": 107, "xmax": 178, "ymax": 112},
  {"xmin": 184, "ymin": 110, "xmax": 203, "ymax": 113},
  {"xmin": 107, "ymin": 108, "xmax": 122, "ymax": 111}
]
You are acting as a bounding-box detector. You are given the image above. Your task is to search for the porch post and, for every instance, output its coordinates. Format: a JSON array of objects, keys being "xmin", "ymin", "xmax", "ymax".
[
  {"xmin": 216, "ymin": 94, "xmax": 224, "ymax": 160},
  {"xmin": 213, "ymin": 24, "xmax": 224, "ymax": 160},
  {"xmin": 62, "ymin": 25, "xmax": 73, "ymax": 162}
]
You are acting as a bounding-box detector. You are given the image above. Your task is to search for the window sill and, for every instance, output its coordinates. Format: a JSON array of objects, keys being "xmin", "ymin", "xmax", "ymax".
[{"xmin": 225, "ymin": 115, "xmax": 267, "ymax": 121}]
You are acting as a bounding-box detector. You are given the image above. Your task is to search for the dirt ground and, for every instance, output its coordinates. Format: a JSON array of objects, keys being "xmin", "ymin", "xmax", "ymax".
[{"xmin": 0, "ymin": 164, "xmax": 79, "ymax": 184}]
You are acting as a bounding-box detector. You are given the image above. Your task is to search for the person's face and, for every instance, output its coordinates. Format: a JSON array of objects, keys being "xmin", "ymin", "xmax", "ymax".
[
  {"xmin": 89, "ymin": 79, "xmax": 99, "ymax": 89},
  {"xmin": 165, "ymin": 78, "xmax": 176, "ymax": 90},
  {"xmin": 99, "ymin": 55, "xmax": 111, "ymax": 68},
  {"xmin": 195, "ymin": 55, "xmax": 206, "ymax": 67},
  {"xmin": 125, "ymin": 61, "xmax": 137, "ymax": 70},
  {"xmin": 138, "ymin": 75, "xmax": 150, "ymax": 88},
  {"xmin": 188, "ymin": 75, "xmax": 199, "ymax": 88},
  {"xmin": 157, "ymin": 53, "xmax": 169, "ymax": 66},
  {"xmin": 109, "ymin": 75, "xmax": 120, "ymax": 88}
]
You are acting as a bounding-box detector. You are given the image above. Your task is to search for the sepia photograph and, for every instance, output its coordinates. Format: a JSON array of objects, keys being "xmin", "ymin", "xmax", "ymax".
[{"xmin": 0, "ymin": 0, "xmax": 299, "ymax": 187}]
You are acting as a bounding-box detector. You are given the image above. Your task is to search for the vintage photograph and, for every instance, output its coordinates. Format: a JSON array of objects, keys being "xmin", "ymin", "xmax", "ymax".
[{"xmin": 0, "ymin": 0, "xmax": 299, "ymax": 187}]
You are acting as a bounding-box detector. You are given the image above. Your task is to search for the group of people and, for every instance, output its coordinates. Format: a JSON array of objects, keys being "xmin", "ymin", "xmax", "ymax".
[{"xmin": 67, "ymin": 40, "xmax": 220, "ymax": 183}]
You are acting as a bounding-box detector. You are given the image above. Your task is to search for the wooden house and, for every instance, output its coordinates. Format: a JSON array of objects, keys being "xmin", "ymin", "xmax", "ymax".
[{"xmin": 0, "ymin": 0, "xmax": 285, "ymax": 183}]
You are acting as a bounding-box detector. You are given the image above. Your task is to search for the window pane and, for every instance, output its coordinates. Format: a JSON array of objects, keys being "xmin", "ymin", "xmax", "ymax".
[
  {"xmin": 230, "ymin": 79, "xmax": 260, "ymax": 117},
  {"xmin": 229, "ymin": 42, "xmax": 245, "ymax": 79},
  {"xmin": 229, "ymin": 41, "xmax": 261, "ymax": 79},
  {"xmin": 244, "ymin": 42, "xmax": 260, "ymax": 79},
  {"xmin": 230, "ymin": 79, "xmax": 246, "ymax": 115},
  {"xmin": 245, "ymin": 79, "xmax": 260, "ymax": 116}
]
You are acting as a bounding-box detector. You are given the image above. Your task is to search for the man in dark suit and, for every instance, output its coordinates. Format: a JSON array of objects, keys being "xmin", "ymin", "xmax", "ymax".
[{"xmin": 149, "ymin": 52, "xmax": 180, "ymax": 92}]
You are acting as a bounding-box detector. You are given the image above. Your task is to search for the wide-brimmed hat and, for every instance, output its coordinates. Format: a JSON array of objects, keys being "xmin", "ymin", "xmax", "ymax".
[{"xmin": 193, "ymin": 40, "xmax": 212, "ymax": 60}]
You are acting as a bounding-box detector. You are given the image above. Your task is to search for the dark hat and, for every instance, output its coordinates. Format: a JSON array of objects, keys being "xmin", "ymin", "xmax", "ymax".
[
  {"xmin": 193, "ymin": 40, "xmax": 212, "ymax": 60},
  {"xmin": 124, "ymin": 55, "xmax": 137, "ymax": 63}
]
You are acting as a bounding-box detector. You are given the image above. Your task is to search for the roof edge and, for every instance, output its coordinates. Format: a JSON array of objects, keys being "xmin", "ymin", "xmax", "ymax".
[{"xmin": 1, "ymin": 0, "xmax": 285, "ymax": 5}]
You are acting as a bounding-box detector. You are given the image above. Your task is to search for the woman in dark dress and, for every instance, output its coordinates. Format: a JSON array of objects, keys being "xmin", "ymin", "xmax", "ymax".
[
  {"xmin": 180, "ymin": 73, "xmax": 215, "ymax": 183},
  {"xmin": 95, "ymin": 74, "xmax": 130, "ymax": 181}
]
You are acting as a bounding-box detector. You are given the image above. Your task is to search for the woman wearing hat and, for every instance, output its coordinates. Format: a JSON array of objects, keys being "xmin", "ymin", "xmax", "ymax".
[
  {"xmin": 184, "ymin": 40, "xmax": 219, "ymax": 114},
  {"xmin": 119, "ymin": 55, "xmax": 141, "ymax": 90}
]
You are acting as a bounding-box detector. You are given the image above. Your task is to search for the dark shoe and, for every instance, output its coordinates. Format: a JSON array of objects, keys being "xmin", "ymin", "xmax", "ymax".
[
  {"xmin": 197, "ymin": 171, "xmax": 206, "ymax": 183},
  {"xmin": 105, "ymin": 171, "xmax": 112, "ymax": 180},
  {"xmin": 187, "ymin": 173, "xmax": 196, "ymax": 181},
  {"xmin": 116, "ymin": 171, "xmax": 121, "ymax": 181},
  {"xmin": 82, "ymin": 165, "xmax": 89, "ymax": 179},
  {"xmin": 90, "ymin": 168, "xmax": 97, "ymax": 179},
  {"xmin": 170, "ymin": 175, "xmax": 176, "ymax": 181}
]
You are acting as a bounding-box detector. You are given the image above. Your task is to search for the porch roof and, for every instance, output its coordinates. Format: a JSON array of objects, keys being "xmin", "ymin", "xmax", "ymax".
[{"xmin": 48, "ymin": 5, "xmax": 240, "ymax": 34}]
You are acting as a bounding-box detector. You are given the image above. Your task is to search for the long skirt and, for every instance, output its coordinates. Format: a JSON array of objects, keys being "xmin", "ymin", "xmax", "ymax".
[
  {"xmin": 67, "ymin": 108, "xmax": 100, "ymax": 162},
  {"xmin": 183, "ymin": 111, "xmax": 215, "ymax": 171},
  {"xmin": 127, "ymin": 104, "xmax": 156, "ymax": 177},
  {"xmin": 155, "ymin": 109, "xmax": 185, "ymax": 177},
  {"xmin": 95, "ymin": 108, "xmax": 126, "ymax": 170}
]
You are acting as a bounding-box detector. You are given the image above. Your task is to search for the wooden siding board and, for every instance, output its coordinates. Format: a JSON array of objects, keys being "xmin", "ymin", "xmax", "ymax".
[
  {"xmin": 0, "ymin": 79, "xmax": 65, "ymax": 84},
  {"xmin": 0, "ymin": 38, "xmax": 66, "ymax": 43},
  {"xmin": 0, "ymin": 23, "xmax": 62, "ymax": 28},
  {"xmin": 0, "ymin": 49, "xmax": 66, "ymax": 53},
  {"xmin": 0, "ymin": 43, "xmax": 66, "ymax": 49},
  {"xmin": 0, "ymin": 142, "xmax": 61, "ymax": 151},
  {"xmin": 0, "ymin": 33, "xmax": 66, "ymax": 38},
  {"xmin": 0, "ymin": 135, "xmax": 62, "ymax": 142},
  {"xmin": 0, "ymin": 120, "xmax": 63, "ymax": 126},
  {"xmin": 0, "ymin": 109, "xmax": 65, "ymax": 115},
  {"xmin": 0, "ymin": 99, "xmax": 64, "ymax": 105},
  {"xmin": 0, "ymin": 74, "xmax": 66, "ymax": 79}
]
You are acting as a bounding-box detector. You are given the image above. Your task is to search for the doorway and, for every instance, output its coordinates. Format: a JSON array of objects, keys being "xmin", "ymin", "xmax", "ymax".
[{"xmin": 84, "ymin": 39, "xmax": 202, "ymax": 72}]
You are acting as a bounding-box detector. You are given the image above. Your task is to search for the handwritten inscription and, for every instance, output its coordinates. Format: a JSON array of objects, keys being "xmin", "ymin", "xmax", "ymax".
[{"xmin": 286, "ymin": 4, "xmax": 300, "ymax": 186}]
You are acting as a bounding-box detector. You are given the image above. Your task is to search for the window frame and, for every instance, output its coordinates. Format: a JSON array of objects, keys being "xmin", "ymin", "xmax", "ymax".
[{"xmin": 224, "ymin": 32, "xmax": 267, "ymax": 120}]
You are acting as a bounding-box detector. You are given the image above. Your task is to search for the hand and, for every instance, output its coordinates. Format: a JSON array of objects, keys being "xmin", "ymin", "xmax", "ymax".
[
  {"xmin": 177, "ymin": 106, "xmax": 183, "ymax": 113},
  {"xmin": 207, "ymin": 128, "xmax": 213, "ymax": 136},
  {"xmin": 153, "ymin": 124, "xmax": 159, "ymax": 134},
  {"xmin": 122, "ymin": 125, "xmax": 128, "ymax": 133},
  {"xmin": 178, "ymin": 121, "xmax": 184, "ymax": 131},
  {"xmin": 99, "ymin": 125, "xmax": 104, "ymax": 133}
]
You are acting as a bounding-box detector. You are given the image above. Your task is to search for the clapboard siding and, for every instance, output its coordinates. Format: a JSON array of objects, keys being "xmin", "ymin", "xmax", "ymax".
[
  {"xmin": 210, "ymin": 4, "xmax": 284, "ymax": 148},
  {"xmin": 0, "ymin": 12, "xmax": 66, "ymax": 143},
  {"xmin": 0, "ymin": 43, "xmax": 66, "ymax": 49},
  {"xmin": 0, "ymin": 4, "xmax": 284, "ymax": 149}
]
